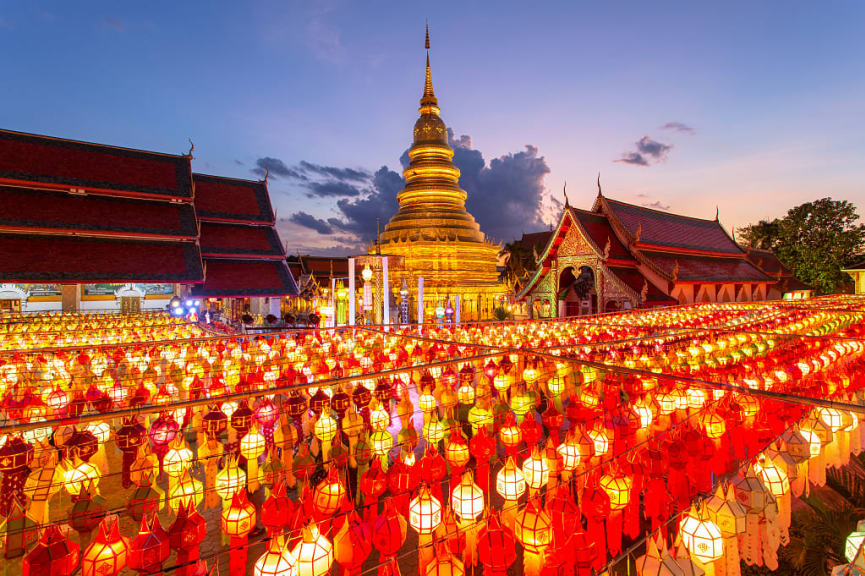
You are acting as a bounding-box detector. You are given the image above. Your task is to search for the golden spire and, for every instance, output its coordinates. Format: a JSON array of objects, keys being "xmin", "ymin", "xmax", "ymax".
[{"xmin": 420, "ymin": 21, "xmax": 439, "ymax": 114}]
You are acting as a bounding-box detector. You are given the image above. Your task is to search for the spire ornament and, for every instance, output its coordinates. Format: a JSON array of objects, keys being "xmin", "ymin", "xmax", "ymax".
[
  {"xmin": 597, "ymin": 173, "xmax": 603, "ymax": 197},
  {"xmin": 562, "ymin": 182, "xmax": 569, "ymax": 208},
  {"xmin": 420, "ymin": 21, "xmax": 439, "ymax": 113}
]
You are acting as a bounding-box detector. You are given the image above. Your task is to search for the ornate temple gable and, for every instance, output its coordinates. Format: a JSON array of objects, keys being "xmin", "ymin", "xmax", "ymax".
[
  {"xmin": 597, "ymin": 261, "xmax": 640, "ymax": 305},
  {"xmin": 557, "ymin": 216, "xmax": 598, "ymax": 259}
]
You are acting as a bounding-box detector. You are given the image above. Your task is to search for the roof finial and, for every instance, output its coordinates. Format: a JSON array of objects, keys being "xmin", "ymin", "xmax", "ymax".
[
  {"xmin": 715, "ymin": 205, "xmax": 719, "ymax": 221},
  {"xmin": 263, "ymin": 167, "xmax": 270, "ymax": 184},
  {"xmin": 563, "ymin": 181, "xmax": 569, "ymax": 207},
  {"xmin": 420, "ymin": 20, "xmax": 438, "ymax": 112},
  {"xmin": 597, "ymin": 172, "xmax": 603, "ymax": 197},
  {"xmin": 187, "ymin": 138, "xmax": 195, "ymax": 158}
]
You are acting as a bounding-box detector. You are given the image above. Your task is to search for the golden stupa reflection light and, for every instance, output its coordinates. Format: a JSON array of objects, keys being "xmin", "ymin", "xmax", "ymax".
[{"xmin": 373, "ymin": 25, "xmax": 506, "ymax": 320}]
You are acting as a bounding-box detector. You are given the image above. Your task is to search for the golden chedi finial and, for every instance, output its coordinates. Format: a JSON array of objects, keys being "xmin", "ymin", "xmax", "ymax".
[{"xmin": 420, "ymin": 21, "xmax": 439, "ymax": 115}]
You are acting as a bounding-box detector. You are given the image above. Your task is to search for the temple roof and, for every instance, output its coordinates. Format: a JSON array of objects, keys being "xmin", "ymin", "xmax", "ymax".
[
  {"xmin": 286, "ymin": 256, "xmax": 349, "ymax": 280},
  {"xmin": 606, "ymin": 265, "xmax": 677, "ymax": 305},
  {"xmin": 640, "ymin": 250, "xmax": 773, "ymax": 283},
  {"xmin": 599, "ymin": 197, "xmax": 743, "ymax": 254},
  {"xmin": 0, "ymin": 185, "xmax": 198, "ymax": 239},
  {"xmin": 192, "ymin": 173, "xmax": 275, "ymax": 224},
  {"xmin": 743, "ymin": 247, "xmax": 790, "ymax": 276},
  {"xmin": 191, "ymin": 259, "xmax": 297, "ymax": 298},
  {"xmin": 0, "ymin": 128, "xmax": 192, "ymax": 200},
  {"xmin": 0, "ymin": 234, "xmax": 203, "ymax": 283},
  {"xmin": 199, "ymin": 222, "xmax": 284, "ymax": 259},
  {"xmin": 569, "ymin": 208, "xmax": 631, "ymax": 260}
]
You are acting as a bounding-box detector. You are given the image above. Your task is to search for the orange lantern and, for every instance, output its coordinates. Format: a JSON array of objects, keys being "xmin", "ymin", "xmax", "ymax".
[
  {"xmin": 221, "ymin": 490, "xmax": 256, "ymax": 539},
  {"xmin": 513, "ymin": 500, "xmax": 551, "ymax": 554},
  {"xmin": 81, "ymin": 516, "xmax": 130, "ymax": 576},
  {"xmin": 702, "ymin": 413, "xmax": 726, "ymax": 439},
  {"xmin": 312, "ymin": 467, "xmax": 346, "ymax": 517}
]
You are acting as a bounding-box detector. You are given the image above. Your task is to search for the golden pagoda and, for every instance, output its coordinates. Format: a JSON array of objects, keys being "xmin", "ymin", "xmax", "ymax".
[{"xmin": 374, "ymin": 25, "xmax": 507, "ymax": 320}]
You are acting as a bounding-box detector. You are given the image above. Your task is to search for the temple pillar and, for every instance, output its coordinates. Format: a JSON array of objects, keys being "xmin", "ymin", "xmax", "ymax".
[
  {"xmin": 382, "ymin": 257, "xmax": 390, "ymax": 326},
  {"xmin": 348, "ymin": 258, "xmax": 356, "ymax": 326},
  {"xmin": 61, "ymin": 284, "xmax": 80, "ymax": 312},
  {"xmin": 417, "ymin": 277, "xmax": 424, "ymax": 325}
]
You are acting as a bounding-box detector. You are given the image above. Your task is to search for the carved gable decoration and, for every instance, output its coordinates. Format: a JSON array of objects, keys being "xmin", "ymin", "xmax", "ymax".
[{"xmin": 557, "ymin": 223, "xmax": 596, "ymax": 261}]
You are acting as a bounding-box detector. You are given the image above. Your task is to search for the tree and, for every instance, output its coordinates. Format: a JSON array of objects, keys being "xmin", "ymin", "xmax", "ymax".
[
  {"xmin": 739, "ymin": 198, "xmax": 865, "ymax": 294},
  {"xmin": 500, "ymin": 240, "xmax": 536, "ymax": 292},
  {"xmin": 737, "ymin": 219, "xmax": 782, "ymax": 250}
]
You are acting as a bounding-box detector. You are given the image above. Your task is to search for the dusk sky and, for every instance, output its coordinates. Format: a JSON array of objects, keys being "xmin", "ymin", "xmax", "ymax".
[{"xmin": 2, "ymin": 1, "xmax": 864, "ymax": 255}]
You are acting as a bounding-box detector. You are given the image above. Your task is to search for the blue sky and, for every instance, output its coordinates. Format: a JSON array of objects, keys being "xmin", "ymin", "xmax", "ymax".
[{"xmin": 1, "ymin": 1, "xmax": 863, "ymax": 254}]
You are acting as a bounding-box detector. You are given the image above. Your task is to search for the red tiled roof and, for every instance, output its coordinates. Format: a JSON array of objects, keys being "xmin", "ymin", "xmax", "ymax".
[
  {"xmin": 779, "ymin": 276, "xmax": 812, "ymax": 292},
  {"xmin": 603, "ymin": 198, "xmax": 742, "ymax": 254},
  {"xmin": 743, "ymin": 247, "xmax": 790, "ymax": 276},
  {"xmin": 302, "ymin": 257, "xmax": 349, "ymax": 277},
  {"xmin": 192, "ymin": 259, "xmax": 298, "ymax": 297},
  {"xmin": 570, "ymin": 209, "xmax": 631, "ymax": 260},
  {"xmin": 640, "ymin": 250, "xmax": 772, "ymax": 283},
  {"xmin": 0, "ymin": 129, "xmax": 192, "ymax": 200},
  {"xmin": 199, "ymin": 222, "xmax": 284, "ymax": 259},
  {"xmin": 0, "ymin": 185, "xmax": 197, "ymax": 239},
  {"xmin": 607, "ymin": 265, "xmax": 677, "ymax": 304},
  {"xmin": 0, "ymin": 234, "xmax": 203, "ymax": 283},
  {"xmin": 193, "ymin": 174, "xmax": 275, "ymax": 224}
]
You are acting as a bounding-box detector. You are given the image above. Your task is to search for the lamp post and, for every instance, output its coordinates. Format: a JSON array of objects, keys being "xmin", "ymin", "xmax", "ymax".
[
  {"xmin": 399, "ymin": 279, "xmax": 410, "ymax": 325},
  {"xmin": 361, "ymin": 265, "xmax": 373, "ymax": 324}
]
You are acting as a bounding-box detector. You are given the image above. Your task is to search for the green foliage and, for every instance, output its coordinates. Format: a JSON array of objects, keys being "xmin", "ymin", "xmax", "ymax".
[
  {"xmin": 492, "ymin": 306, "xmax": 512, "ymax": 321},
  {"xmin": 500, "ymin": 239, "xmax": 541, "ymax": 292},
  {"xmin": 738, "ymin": 198, "xmax": 865, "ymax": 293},
  {"xmin": 738, "ymin": 218, "xmax": 782, "ymax": 250}
]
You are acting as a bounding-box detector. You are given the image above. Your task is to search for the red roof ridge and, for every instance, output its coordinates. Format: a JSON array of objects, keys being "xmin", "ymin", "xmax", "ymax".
[
  {"xmin": 192, "ymin": 172, "xmax": 266, "ymax": 185},
  {"xmin": 603, "ymin": 196, "xmax": 718, "ymax": 224},
  {"xmin": 0, "ymin": 127, "xmax": 189, "ymax": 159}
]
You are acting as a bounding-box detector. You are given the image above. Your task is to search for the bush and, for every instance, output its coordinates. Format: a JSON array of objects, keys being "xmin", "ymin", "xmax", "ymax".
[{"xmin": 493, "ymin": 306, "xmax": 512, "ymax": 321}]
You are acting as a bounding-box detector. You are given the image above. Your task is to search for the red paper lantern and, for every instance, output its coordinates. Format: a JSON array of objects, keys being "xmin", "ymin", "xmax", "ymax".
[
  {"xmin": 478, "ymin": 512, "xmax": 517, "ymax": 575},
  {"xmin": 128, "ymin": 516, "xmax": 170, "ymax": 574},
  {"xmin": 22, "ymin": 525, "xmax": 79, "ymax": 576}
]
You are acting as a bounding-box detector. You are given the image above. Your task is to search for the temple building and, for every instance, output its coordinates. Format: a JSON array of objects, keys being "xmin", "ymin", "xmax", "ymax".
[
  {"xmin": 514, "ymin": 184, "xmax": 807, "ymax": 317},
  {"xmin": 372, "ymin": 26, "xmax": 508, "ymax": 321},
  {"xmin": 0, "ymin": 128, "xmax": 296, "ymax": 315}
]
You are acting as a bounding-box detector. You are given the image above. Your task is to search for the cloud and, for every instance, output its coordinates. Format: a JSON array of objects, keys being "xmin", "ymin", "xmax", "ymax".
[
  {"xmin": 616, "ymin": 136, "xmax": 672, "ymax": 167},
  {"xmin": 270, "ymin": 129, "xmax": 552, "ymax": 254},
  {"xmin": 660, "ymin": 122, "xmax": 695, "ymax": 135},
  {"xmin": 251, "ymin": 157, "xmax": 306, "ymax": 180},
  {"xmin": 642, "ymin": 201, "xmax": 670, "ymax": 211},
  {"xmin": 289, "ymin": 211, "xmax": 334, "ymax": 235},
  {"xmin": 234, "ymin": 159, "xmax": 245, "ymax": 166},
  {"xmin": 103, "ymin": 17, "xmax": 125, "ymax": 31},
  {"xmin": 299, "ymin": 161, "xmax": 368, "ymax": 182},
  {"xmin": 333, "ymin": 166, "xmax": 404, "ymax": 243},
  {"xmin": 305, "ymin": 180, "xmax": 362, "ymax": 198}
]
